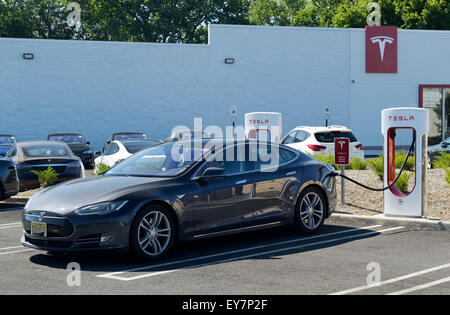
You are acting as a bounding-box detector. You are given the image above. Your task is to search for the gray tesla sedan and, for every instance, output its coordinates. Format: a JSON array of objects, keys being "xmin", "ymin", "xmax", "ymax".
[{"xmin": 21, "ymin": 139, "xmax": 337, "ymax": 260}]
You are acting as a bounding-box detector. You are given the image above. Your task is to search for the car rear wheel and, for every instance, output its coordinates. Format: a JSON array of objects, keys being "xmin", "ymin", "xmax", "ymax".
[
  {"xmin": 130, "ymin": 205, "xmax": 176, "ymax": 261},
  {"xmin": 294, "ymin": 187, "xmax": 326, "ymax": 234}
]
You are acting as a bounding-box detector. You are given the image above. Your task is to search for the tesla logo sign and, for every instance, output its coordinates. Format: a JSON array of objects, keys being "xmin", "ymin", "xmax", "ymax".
[
  {"xmin": 366, "ymin": 26, "xmax": 397, "ymax": 73},
  {"xmin": 335, "ymin": 138, "xmax": 350, "ymax": 166}
]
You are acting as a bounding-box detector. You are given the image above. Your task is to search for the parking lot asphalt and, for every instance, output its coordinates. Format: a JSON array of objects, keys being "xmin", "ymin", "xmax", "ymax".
[{"xmin": 0, "ymin": 207, "xmax": 449, "ymax": 295}]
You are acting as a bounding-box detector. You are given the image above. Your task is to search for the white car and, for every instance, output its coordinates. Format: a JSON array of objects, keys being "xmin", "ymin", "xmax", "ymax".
[
  {"xmin": 281, "ymin": 125, "xmax": 365, "ymax": 159},
  {"xmin": 94, "ymin": 139, "xmax": 162, "ymax": 169}
]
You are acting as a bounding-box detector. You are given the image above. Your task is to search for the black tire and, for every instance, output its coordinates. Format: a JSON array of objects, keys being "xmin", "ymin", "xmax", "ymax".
[
  {"xmin": 0, "ymin": 185, "xmax": 4, "ymax": 201},
  {"xmin": 130, "ymin": 205, "xmax": 176, "ymax": 261},
  {"xmin": 294, "ymin": 187, "xmax": 326, "ymax": 235}
]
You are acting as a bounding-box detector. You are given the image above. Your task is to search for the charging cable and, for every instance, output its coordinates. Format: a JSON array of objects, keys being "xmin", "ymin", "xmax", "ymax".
[{"xmin": 326, "ymin": 137, "xmax": 416, "ymax": 192}]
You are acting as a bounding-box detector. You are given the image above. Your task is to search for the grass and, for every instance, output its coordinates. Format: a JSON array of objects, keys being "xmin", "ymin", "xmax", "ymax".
[
  {"xmin": 445, "ymin": 168, "xmax": 450, "ymax": 186},
  {"xmin": 432, "ymin": 152, "xmax": 450, "ymax": 169},
  {"xmin": 30, "ymin": 167, "xmax": 59, "ymax": 188},
  {"xmin": 395, "ymin": 171, "xmax": 414, "ymax": 194},
  {"xmin": 367, "ymin": 155, "xmax": 384, "ymax": 180},
  {"xmin": 94, "ymin": 163, "xmax": 111, "ymax": 175},
  {"xmin": 395, "ymin": 150, "xmax": 415, "ymax": 171},
  {"xmin": 309, "ymin": 153, "xmax": 337, "ymax": 170},
  {"xmin": 346, "ymin": 157, "xmax": 368, "ymax": 170}
]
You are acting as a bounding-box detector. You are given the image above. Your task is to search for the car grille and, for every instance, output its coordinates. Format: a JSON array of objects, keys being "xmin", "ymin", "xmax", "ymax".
[
  {"xmin": 25, "ymin": 236, "xmax": 73, "ymax": 249},
  {"xmin": 23, "ymin": 211, "xmax": 75, "ymax": 238}
]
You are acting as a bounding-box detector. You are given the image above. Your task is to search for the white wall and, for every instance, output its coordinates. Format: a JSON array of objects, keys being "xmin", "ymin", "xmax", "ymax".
[{"xmin": 0, "ymin": 24, "xmax": 449, "ymax": 150}]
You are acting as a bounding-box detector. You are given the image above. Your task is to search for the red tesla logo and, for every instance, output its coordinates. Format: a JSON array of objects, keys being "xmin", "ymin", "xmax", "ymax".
[
  {"xmin": 388, "ymin": 116, "xmax": 415, "ymax": 121},
  {"xmin": 366, "ymin": 26, "xmax": 398, "ymax": 73}
]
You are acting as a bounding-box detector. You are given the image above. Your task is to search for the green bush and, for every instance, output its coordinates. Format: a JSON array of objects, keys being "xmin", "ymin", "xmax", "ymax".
[
  {"xmin": 31, "ymin": 167, "xmax": 59, "ymax": 188},
  {"xmin": 309, "ymin": 153, "xmax": 337, "ymax": 170},
  {"xmin": 433, "ymin": 152, "xmax": 450, "ymax": 169},
  {"xmin": 395, "ymin": 150, "xmax": 415, "ymax": 171},
  {"xmin": 395, "ymin": 171, "xmax": 413, "ymax": 194},
  {"xmin": 445, "ymin": 168, "xmax": 450, "ymax": 186},
  {"xmin": 95, "ymin": 163, "xmax": 111, "ymax": 175},
  {"xmin": 367, "ymin": 155, "xmax": 384, "ymax": 181},
  {"xmin": 346, "ymin": 157, "xmax": 368, "ymax": 170}
]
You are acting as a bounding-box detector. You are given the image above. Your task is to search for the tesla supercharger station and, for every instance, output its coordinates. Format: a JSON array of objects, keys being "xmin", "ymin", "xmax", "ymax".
[{"xmin": 381, "ymin": 107, "xmax": 429, "ymax": 218}]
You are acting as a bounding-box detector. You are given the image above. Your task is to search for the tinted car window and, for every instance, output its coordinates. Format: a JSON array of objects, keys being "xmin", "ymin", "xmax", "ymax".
[
  {"xmin": 0, "ymin": 136, "xmax": 15, "ymax": 144},
  {"xmin": 48, "ymin": 135, "xmax": 85, "ymax": 144},
  {"xmin": 6, "ymin": 145, "xmax": 16, "ymax": 157},
  {"xmin": 315, "ymin": 131, "xmax": 358, "ymax": 143},
  {"xmin": 22, "ymin": 144, "xmax": 68, "ymax": 157},
  {"xmin": 107, "ymin": 142, "xmax": 203, "ymax": 177},
  {"xmin": 197, "ymin": 144, "xmax": 248, "ymax": 176},
  {"xmin": 282, "ymin": 131, "xmax": 297, "ymax": 144},
  {"xmin": 123, "ymin": 141, "xmax": 160, "ymax": 154},
  {"xmin": 113, "ymin": 133, "xmax": 147, "ymax": 140}
]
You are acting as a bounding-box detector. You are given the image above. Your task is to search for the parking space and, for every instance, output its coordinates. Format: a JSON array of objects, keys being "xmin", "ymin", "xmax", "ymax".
[{"xmin": 0, "ymin": 208, "xmax": 448, "ymax": 295}]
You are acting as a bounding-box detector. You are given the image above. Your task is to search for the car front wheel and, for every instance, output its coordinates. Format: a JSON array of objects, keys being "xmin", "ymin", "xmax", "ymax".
[
  {"xmin": 130, "ymin": 205, "xmax": 176, "ymax": 261},
  {"xmin": 294, "ymin": 187, "xmax": 326, "ymax": 234}
]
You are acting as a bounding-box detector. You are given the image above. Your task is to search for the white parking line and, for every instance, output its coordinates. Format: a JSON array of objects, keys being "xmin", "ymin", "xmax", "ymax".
[
  {"xmin": 0, "ymin": 249, "xmax": 34, "ymax": 256},
  {"xmin": 0, "ymin": 222, "xmax": 22, "ymax": 227},
  {"xmin": 97, "ymin": 225, "xmax": 381, "ymax": 280},
  {"xmin": 330, "ymin": 262, "xmax": 450, "ymax": 295},
  {"xmin": 0, "ymin": 246, "xmax": 24, "ymax": 251},
  {"xmin": 98, "ymin": 225, "xmax": 398, "ymax": 282},
  {"xmin": 387, "ymin": 276, "xmax": 450, "ymax": 295},
  {"xmin": 0, "ymin": 224, "xmax": 22, "ymax": 230}
]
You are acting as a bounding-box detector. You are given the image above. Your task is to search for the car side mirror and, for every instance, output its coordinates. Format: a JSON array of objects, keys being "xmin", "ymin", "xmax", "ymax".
[
  {"xmin": 86, "ymin": 141, "xmax": 91, "ymax": 145},
  {"xmin": 441, "ymin": 142, "xmax": 448, "ymax": 148},
  {"xmin": 194, "ymin": 167, "xmax": 225, "ymax": 181},
  {"xmin": 94, "ymin": 151, "xmax": 102, "ymax": 157}
]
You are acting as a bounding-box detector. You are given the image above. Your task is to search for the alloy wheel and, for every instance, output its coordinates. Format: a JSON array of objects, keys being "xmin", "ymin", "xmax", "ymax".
[
  {"xmin": 138, "ymin": 210, "xmax": 171, "ymax": 256},
  {"xmin": 299, "ymin": 192, "xmax": 324, "ymax": 230}
]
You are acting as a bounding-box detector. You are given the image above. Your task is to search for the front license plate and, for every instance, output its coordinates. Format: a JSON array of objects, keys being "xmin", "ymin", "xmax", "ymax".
[{"xmin": 31, "ymin": 222, "xmax": 47, "ymax": 237}]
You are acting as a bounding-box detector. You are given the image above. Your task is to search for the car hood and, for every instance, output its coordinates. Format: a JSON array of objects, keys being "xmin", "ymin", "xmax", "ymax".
[{"xmin": 25, "ymin": 175, "xmax": 169, "ymax": 215}]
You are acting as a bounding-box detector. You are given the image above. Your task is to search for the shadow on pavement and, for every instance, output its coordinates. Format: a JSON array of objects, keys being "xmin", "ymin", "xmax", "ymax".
[{"xmin": 28, "ymin": 224, "xmax": 389, "ymax": 274}]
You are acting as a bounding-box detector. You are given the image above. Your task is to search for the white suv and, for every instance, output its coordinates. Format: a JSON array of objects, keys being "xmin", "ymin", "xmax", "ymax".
[{"xmin": 281, "ymin": 125, "xmax": 365, "ymax": 159}]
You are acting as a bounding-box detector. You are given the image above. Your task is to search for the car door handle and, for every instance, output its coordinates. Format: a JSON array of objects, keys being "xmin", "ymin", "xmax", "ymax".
[
  {"xmin": 286, "ymin": 171, "xmax": 296, "ymax": 176},
  {"xmin": 235, "ymin": 180, "xmax": 247, "ymax": 185}
]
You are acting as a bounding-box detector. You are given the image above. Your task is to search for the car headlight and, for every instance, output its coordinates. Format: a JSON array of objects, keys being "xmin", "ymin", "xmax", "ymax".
[{"xmin": 74, "ymin": 201, "xmax": 128, "ymax": 216}]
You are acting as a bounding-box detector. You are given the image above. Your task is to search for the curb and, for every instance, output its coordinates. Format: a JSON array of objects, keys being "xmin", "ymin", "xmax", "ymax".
[{"xmin": 329, "ymin": 213, "xmax": 450, "ymax": 231}]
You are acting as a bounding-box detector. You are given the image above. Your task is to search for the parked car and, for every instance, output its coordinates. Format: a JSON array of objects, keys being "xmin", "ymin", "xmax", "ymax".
[
  {"xmin": 0, "ymin": 158, "xmax": 19, "ymax": 200},
  {"xmin": 95, "ymin": 139, "xmax": 163, "ymax": 169},
  {"xmin": 5, "ymin": 141, "xmax": 84, "ymax": 191},
  {"xmin": 282, "ymin": 126, "xmax": 365, "ymax": 159},
  {"xmin": 103, "ymin": 132, "xmax": 149, "ymax": 153},
  {"xmin": 428, "ymin": 136, "xmax": 450, "ymax": 168},
  {"xmin": 21, "ymin": 139, "xmax": 336, "ymax": 260},
  {"xmin": 47, "ymin": 133, "xmax": 94, "ymax": 168},
  {"xmin": 167, "ymin": 130, "xmax": 213, "ymax": 141},
  {"xmin": 0, "ymin": 134, "xmax": 16, "ymax": 157}
]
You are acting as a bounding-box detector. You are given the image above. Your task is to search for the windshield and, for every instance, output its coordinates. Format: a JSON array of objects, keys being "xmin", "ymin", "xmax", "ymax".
[
  {"xmin": 22, "ymin": 144, "xmax": 69, "ymax": 158},
  {"xmin": 0, "ymin": 136, "xmax": 14, "ymax": 145},
  {"xmin": 107, "ymin": 142, "xmax": 204, "ymax": 177},
  {"xmin": 314, "ymin": 131, "xmax": 358, "ymax": 143},
  {"xmin": 122, "ymin": 141, "xmax": 161, "ymax": 154},
  {"xmin": 48, "ymin": 135, "xmax": 85, "ymax": 144},
  {"xmin": 113, "ymin": 133, "xmax": 147, "ymax": 140}
]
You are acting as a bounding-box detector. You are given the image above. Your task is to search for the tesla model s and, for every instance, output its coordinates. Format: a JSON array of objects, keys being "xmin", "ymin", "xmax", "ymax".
[{"xmin": 22, "ymin": 139, "xmax": 336, "ymax": 260}]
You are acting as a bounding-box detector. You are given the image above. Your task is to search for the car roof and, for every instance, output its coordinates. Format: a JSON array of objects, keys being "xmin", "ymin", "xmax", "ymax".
[
  {"xmin": 0, "ymin": 134, "xmax": 15, "ymax": 138},
  {"xmin": 112, "ymin": 132, "xmax": 146, "ymax": 135},
  {"xmin": 48, "ymin": 133, "xmax": 82, "ymax": 137},
  {"xmin": 292, "ymin": 125, "xmax": 352, "ymax": 133},
  {"xmin": 16, "ymin": 140, "xmax": 70, "ymax": 147}
]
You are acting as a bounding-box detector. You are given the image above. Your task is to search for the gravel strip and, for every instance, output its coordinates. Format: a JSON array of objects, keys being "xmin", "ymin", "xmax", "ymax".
[{"xmin": 335, "ymin": 169, "xmax": 450, "ymax": 221}]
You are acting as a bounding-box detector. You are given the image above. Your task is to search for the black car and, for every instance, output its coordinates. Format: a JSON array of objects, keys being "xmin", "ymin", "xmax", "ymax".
[
  {"xmin": 21, "ymin": 139, "xmax": 337, "ymax": 260},
  {"xmin": 428, "ymin": 136, "xmax": 450, "ymax": 168},
  {"xmin": 6, "ymin": 141, "xmax": 84, "ymax": 191},
  {"xmin": 0, "ymin": 158, "xmax": 19, "ymax": 200},
  {"xmin": 47, "ymin": 133, "xmax": 94, "ymax": 167},
  {"xmin": 0, "ymin": 134, "xmax": 16, "ymax": 157}
]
